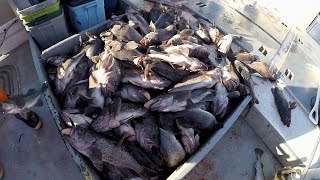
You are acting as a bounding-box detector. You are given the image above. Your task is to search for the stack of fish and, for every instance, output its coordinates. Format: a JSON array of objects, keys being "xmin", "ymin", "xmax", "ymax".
[{"xmin": 46, "ymin": 4, "xmax": 276, "ymax": 179}]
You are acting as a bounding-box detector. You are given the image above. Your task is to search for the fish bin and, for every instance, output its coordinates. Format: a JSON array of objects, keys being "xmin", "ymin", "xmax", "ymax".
[
  {"xmin": 29, "ymin": 1, "xmax": 258, "ymax": 179},
  {"xmin": 66, "ymin": 0, "xmax": 107, "ymax": 33}
]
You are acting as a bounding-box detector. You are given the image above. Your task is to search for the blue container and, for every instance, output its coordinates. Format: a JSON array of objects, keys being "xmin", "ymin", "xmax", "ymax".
[
  {"xmin": 104, "ymin": 0, "xmax": 118, "ymax": 16},
  {"xmin": 67, "ymin": 0, "xmax": 106, "ymax": 32}
]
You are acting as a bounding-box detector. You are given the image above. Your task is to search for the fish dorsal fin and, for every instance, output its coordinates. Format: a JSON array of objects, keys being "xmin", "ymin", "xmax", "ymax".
[
  {"xmin": 124, "ymin": 41, "xmax": 139, "ymax": 50},
  {"xmin": 289, "ymin": 101, "xmax": 297, "ymax": 110},
  {"xmin": 150, "ymin": 21, "xmax": 156, "ymax": 32}
]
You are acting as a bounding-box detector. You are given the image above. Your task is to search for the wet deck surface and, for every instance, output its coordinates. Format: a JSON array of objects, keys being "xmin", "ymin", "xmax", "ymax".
[{"xmin": 0, "ymin": 42, "xmax": 84, "ymax": 180}]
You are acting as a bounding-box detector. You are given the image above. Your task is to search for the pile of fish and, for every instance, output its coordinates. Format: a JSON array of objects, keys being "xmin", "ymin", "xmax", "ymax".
[{"xmin": 45, "ymin": 4, "xmax": 277, "ymax": 179}]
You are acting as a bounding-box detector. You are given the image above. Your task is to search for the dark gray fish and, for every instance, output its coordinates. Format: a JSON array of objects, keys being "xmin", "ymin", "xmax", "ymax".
[
  {"xmin": 190, "ymin": 89, "xmax": 215, "ymax": 104},
  {"xmin": 154, "ymin": 8, "xmax": 176, "ymax": 29},
  {"xmin": 60, "ymin": 109, "xmax": 93, "ymax": 128},
  {"xmin": 111, "ymin": 23, "xmax": 143, "ymax": 43},
  {"xmin": 169, "ymin": 68, "xmax": 221, "ymax": 92},
  {"xmin": 254, "ymin": 148, "xmax": 265, "ymax": 180},
  {"xmin": 217, "ymin": 35, "xmax": 242, "ymax": 54},
  {"xmin": 175, "ymin": 17, "xmax": 190, "ymax": 31},
  {"xmin": 144, "ymin": 91, "xmax": 192, "ymax": 112},
  {"xmin": 114, "ymin": 123, "xmax": 136, "ymax": 143},
  {"xmin": 190, "ymin": 21, "xmax": 211, "ymax": 43},
  {"xmin": 174, "ymin": 108, "xmax": 217, "ymax": 130},
  {"xmin": 176, "ymin": 120, "xmax": 200, "ymax": 154},
  {"xmin": 234, "ymin": 60, "xmax": 259, "ymax": 104},
  {"xmin": 140, "ymin": 25, "xmax": 176, "ymax": 46},
  {"xmin": 91, "ymin": 102, "xmax": 148, "ymax": 132},
  {"xmin": 46, "ymin": 56, "xmax": 68, "ymax": 66},
  {"xmin": 134, "ymin": 57, "xmax": 189, "ymax": 84},
  {"xmin": 126, "ymin": 7, "xmax": 150, "ymax": 36},
  {"xmin": 125, "ymin": 142, "xmax": 162, "ymax": 172},
  {"xmin": 63, "ymin": 56, "xmax": 89, "ymax": 96},
  {"xmin": 228, "ymin": 51, "xmax": 256, "ymax": 63},
  {"xmin": 103, "ymin": 163, "xmax": 135, "ymax": 180},
  {"xmin": 62, "ymin": 126, "xmax": 153, "ymax": 178},
  {"xmin": 148, "ymin": 3, "xmax": 163, "ymax": 23},
  {"xmin": 147, "ymin": 53, "xmax": 207, "ymax": 72},
  {"xmin": 246, "ymin": 61, "xmax": 276, "ymax": 80},
  {"xmin": 271, "ymin": 86, "xmax": 296, "ymax": 127},
  {"xmin": 164, "ymin": 43, "xmax": 209, "ymax": 60},
  {"xmin": 134, "ymin": 115, "xmax": 159, "ymax": 153},
  {"xmin": 211, "ymin": 83, "xmax": 229, "ymax": 118},
  {"xmin": 159, "ymin": 128, "xmax": 186, "ymax": 167},
  {"xmin": 117, "ymin": 84, "xmax": 151, "ymax": 103},
  {"xmin": 198, "ymin": 18, "xmax": 220, "ymax": 44},
  {"xmin": 55, "ymin": 53, "xmax": 86, "ymax": 95},
  {"xmin": 0, "ymin": 82, "xmax": 47, "ymax": 114},
  {"xmin": 121, "ymin": 69, "xmax": 172, "ymax": 90},
  {"xmin": 221, "ymin": 56, "xmax": 240, "ymax": 91},
  {"xmin": 106, "ymin": 40, "xmax": 142, "ymax": 61},
  {"xmin": 166, "ymin": 29, "xmax": 197, "ymax": 46},
  {"xmin": 85, "ymin": 33, "xmax": 103, "ymax": 60},
  {"xmin": 63, "ymin": 80, "xmax": 91, "ymax": 109},
  {"xmin": 88, "ymin": 87, "xmax": 105, "ymax": 110}
]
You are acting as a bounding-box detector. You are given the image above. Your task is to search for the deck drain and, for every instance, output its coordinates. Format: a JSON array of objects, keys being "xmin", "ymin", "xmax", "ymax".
[
  {"xmin": 284, "ymin": 69, "xmax": 294, "ymax": 80},
  {"xmin": 0, "ymin": 65, "xmax": 20, "ymax": 96}
]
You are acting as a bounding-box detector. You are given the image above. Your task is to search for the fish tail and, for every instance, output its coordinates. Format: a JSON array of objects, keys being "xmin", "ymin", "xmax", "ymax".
[{"xmin": 254, "ymin": 148, "xmax": 264, "ymax": 159}]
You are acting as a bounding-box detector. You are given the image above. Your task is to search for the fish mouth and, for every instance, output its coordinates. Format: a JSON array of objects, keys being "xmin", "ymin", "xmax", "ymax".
[{"xmin": 61, "ymin": 128, "xmax": 73, "ymax": 136}]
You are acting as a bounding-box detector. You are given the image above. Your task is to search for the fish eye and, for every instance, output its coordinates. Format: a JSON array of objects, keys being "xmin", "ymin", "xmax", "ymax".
[
  {"xmin": 113, "ymin": 82, "xmax": 118, "ymax": 86},
  {"xmin": 79, "ymin": 127, "xmax": 85, "ymax": 134}
]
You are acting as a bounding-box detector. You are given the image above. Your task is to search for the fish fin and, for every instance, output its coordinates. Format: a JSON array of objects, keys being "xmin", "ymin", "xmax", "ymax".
[
  {"xmin": 91, "ymin": 56, "xmax": 101, "ymax": 64},
  {"xmin": 227, "ymin": 91, "xmax": 241, "ymax": 99},
  {"xmin": 150, "ymin": 21, "xmax": 156, "ymax": 32},
  {"xmin": 289, "ymin": 101, "xmax": 297, "ymax": 110},
  {"xmin": 79, "ymin": 94, "xmax": 92, "ymax": 101},
  {"xmin": 117, "ymin": 134, "xmax": 128, "ymax": 147},
  {"xmin": 254, "ymin": 148, "xmax": 264, "ymax": 159},
  {"xmin": 88, "ymin": 147, "xmax": 103, "ymax": 167},
  {"xmin": 124, "ymin": 41, "xmax": 139, "ymax": 50},
  {"xmin": 92, "ymin": 162, "xmax": 103, "ymax": 171},
  {"xmin": 128, "ymin": 20, "xmax": 136, "ymax": 27}
]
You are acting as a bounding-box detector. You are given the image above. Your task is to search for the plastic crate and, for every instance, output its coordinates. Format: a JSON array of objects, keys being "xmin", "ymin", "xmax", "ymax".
[
  {"xmin": 18, "ymin": 0, "xmax": 60, "ymax": 24},
  {"xmin": 23, "ymin": 8, "xmax": 62, "ymax": 27},
  {"xmin": 67, "ymin": 0, "xmax": 106, "ymax": 32},
  {"xmin": 104, "ymin": 0, "xmax": 118, "ymax": 16},
  {"xmin": 26, "ymin": 11, "xmax": 69, "ymax": 50}
]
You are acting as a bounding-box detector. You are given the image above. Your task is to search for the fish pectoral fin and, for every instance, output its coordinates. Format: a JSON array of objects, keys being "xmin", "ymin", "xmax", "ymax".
[
  {"xmin": 289, "ymin": 101, "xmax": 297, "ymax": 110},
  {"xmin": 149, "ymin": 21, "xmax": 156, "ymax": 32},
  {"xmin": 117, "ymin": 134, "xmax": 129, "ymax": 147}
]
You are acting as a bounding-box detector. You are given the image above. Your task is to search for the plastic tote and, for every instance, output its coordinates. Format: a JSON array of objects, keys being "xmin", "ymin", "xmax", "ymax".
[
  {"xmin": 26, "ymin": 11, "xmax": 69, "ymax": 50},
  {"xmin": 67, "ymin": 0, "xmax": 106, "ymax": 32}
]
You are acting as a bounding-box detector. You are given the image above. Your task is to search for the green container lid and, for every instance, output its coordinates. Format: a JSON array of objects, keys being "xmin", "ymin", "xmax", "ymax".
[
  {"xmin": 19, "ymin": 0, "xmax": 60, "ymax": 23},
  {"xmin": 23, "ymin": 8, "xmax": 62, "ymax": 27}
]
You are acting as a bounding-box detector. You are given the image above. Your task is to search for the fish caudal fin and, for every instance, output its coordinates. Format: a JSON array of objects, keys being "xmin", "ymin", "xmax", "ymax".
[{"xmin": 254, "ymin": 148, "xmax": 264, "ymax": 159}]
